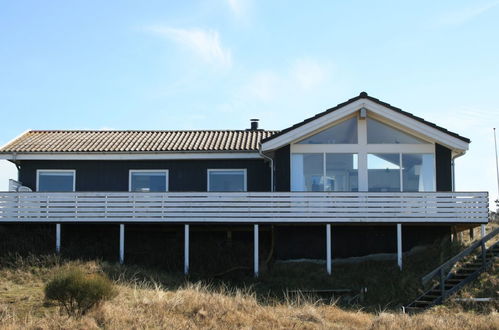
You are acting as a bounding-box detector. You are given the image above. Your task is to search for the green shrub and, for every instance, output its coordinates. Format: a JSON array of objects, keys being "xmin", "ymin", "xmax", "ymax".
[{"xmin": 44, "ymin": 266, "xmax": 116, "ymax": 317}]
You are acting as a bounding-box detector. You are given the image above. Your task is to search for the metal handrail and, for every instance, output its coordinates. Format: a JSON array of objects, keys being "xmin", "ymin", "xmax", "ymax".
[{"xmin": 421, "ymin": 227, "xmax": 499, "ymax": 286}]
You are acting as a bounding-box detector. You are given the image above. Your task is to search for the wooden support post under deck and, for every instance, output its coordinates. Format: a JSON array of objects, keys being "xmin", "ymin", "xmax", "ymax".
[
  {"xmin": 254, "ymin": 224, "xmax": 259, "ymax": 277},
  {"xmin": 326, "ymin": 224, "xmax": 332, "ymax": 275},
  {"xmin": 184, "ymin": 224, "xmax": 189, "ymax": 275},
  {"xmin": 55, "ymin": 223, "xmax": 61, "ymax": 254},
  {"xmin": 397, "ymin": 224, "xmax": 402, "ymax": 271},
  {"xmin": 119, "ymin": 224, "xmax": 125, "ymax": 264}
]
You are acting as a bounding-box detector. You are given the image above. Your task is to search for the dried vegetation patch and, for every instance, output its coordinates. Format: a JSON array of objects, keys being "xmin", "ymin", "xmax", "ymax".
[{"xmin": 0, "ymin": 260, "xmax": 497, "ymax": 329}]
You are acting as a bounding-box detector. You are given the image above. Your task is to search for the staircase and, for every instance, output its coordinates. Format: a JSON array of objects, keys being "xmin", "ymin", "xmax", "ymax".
[{"xmin": 403, "ymin": 227, "xmax": 499, "ymax": 313}]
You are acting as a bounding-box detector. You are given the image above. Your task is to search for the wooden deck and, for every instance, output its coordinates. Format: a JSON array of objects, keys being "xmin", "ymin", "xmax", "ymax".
[{"xmin": 0, "ymin": 191, "xmax": 489, "ymax": 224}]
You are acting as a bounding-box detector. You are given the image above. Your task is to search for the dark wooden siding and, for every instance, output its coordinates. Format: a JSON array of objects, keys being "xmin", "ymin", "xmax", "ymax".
[
  {"xmin": 18, "ymin": 159, "xmax": 271, "ymax": 192},
  {"xmin": 274, "ymin": 145, "xmax": 290, "ymax": 191},
  {"xmin": 435, "ymin": 143, "xmax": 452, "ymax": 192}
]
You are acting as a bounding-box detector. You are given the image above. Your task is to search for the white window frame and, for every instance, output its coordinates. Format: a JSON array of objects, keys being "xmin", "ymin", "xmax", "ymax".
[
  {"xmin": 36, "ymin": 169, "xmax": 76, "ymax": 192},
  {"xmin": 207, "ymin": 169, "xmax": 247, "ymax": 192},
  {"xmin": 129, "ymin": 169, "xmax": 169, "ymax": 192},
  {"xmin": 290, "ymin": 113, "xmax": 436, "ymax": 192}
]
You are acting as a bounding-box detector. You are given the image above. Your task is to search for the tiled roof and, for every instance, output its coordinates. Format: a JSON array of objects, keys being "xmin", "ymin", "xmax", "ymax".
[
  {"xmin": 0, "ymin": 130, "xmax": 279, "ymax": 153},
  {"xmin": 262, "ymin": 92, "xmax": 471, "ymax": 144}
]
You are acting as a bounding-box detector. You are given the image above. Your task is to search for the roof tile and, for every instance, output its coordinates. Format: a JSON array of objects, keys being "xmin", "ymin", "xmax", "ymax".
[{"xmin": 0, "ymin": 130, "xmax": 279, "ymax": 153}]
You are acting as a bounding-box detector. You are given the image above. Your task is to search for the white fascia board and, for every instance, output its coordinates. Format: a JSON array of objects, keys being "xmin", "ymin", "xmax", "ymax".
[
  {"xmin": 365, "ymin": 101, "xmax": 469, "ymax": 152},
  {"xmin": 261, "ymin": 99, "xmax": 365, "ymax": 151},
  {"xmin": 261, "ymin": 99, "xmax": 469, "ymax": 152},
  {"xmin": 0, "ymin": 152, "xmax": 263, "ymax": 161}
]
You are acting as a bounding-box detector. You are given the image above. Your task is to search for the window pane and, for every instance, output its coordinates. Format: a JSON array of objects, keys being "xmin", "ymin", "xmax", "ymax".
[
  {"xmin": 368, "ymin": 154, "xmax": 400, "ymax": 192},
  {"xmin": 131, "ymin": 172, "xmax": 167, "ymax": 192},
  {"xmin": 325, "ymin": 154, "xmax": 358, "ymax": 192},
  {"xmin": 38, "ymin": 171, "xmax": 74, "ymax": 192},
  {"xmin": 297, "ymin": 117, "xmax": 358, "ymax": 144},
  {"xmin": 367, "ymin": 117, "xmax": 427, "ymax": 144},
  {"xmin": 208, "ymin": 170, "xmax": 245, "ymax": 191},
  {"xmin": 291, "ymin": 153, "xmax": 324, "ymax": 191},
  {"xmin": 402, "ymin": 154, "xmax": 435, "ymax": 192}
]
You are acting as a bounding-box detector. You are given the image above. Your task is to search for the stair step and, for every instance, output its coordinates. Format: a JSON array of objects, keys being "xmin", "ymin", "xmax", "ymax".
[
  {"xmin": 413, "ymin": 300, "xmax": 432, "ymax": 306},
  {"xmin": 419, "ymin": 296, "xmax": 438, "ymax": 302},
  {"xmin": 403, "ymin": 306, "xmax": 423, "ymax": 314},
  {"xmin": 459, "ymin": 268, "xmax": 480, "ymax": 272}
]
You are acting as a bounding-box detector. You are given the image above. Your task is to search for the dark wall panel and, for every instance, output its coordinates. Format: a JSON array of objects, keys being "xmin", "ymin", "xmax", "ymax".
[
  {"xmin": 274, "ymin": 145, "xmax": 290, "ymax": 191},
  {"xmin": 274, "ymin": 225, "xmax": 451, "ymax": 260},
  {"xmin": 435, "ymin": 143, "xmax": 452, "ymax": 192},
  {"xmin": 19, "ymin": 159, "xmax": 271, "ymax": 192}
]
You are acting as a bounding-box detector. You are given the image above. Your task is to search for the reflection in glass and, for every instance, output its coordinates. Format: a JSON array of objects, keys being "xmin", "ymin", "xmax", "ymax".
[
  {"xmin": 402, "ymin": 154, "xmax": 435, "ymax": 192},
  {"xmin": 208, "ymin": 170, "xmax": 246, "ymax": 191},
  {"xmin": 291, "ymin": 153, "xmax": 324, "ymax": 191},
  {"xmin": 131, "ymin": 172, "xmax": 167, "ymax": 192},
  {"xmin": 325, "ymin": 154, "xmax": 358, "ymax": 191},
  {"xmin": 368, "ymin": 154, "xmax": 401, "ymax": 192},
  {"xmin": 38, "ymin": 171, "xmax": 74, "ymax": 192},
  {"xmin": 367, "ymin": 117, "xmax": 427, "ymax": 144},
  {"xmin": 298, "ymin": 117, "xmax": 358, "ymax": 144}
]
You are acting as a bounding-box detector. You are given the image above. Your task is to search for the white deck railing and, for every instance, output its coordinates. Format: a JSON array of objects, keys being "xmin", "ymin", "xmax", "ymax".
[{"xmin": 0, "ymin": 191, "xmax": 488, "ymax": 223}]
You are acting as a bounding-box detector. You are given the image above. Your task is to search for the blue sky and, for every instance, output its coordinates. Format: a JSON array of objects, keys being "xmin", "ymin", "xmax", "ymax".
[{"xmin": 1, "ymin": 1, "xmax": 498, "ymax": 207}]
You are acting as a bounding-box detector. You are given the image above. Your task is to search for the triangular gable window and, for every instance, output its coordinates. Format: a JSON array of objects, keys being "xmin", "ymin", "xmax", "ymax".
[
  {"xmin": 367, "ymin": 117, "xmax": 428, "ymax": 144},
  {"xmin": 297, "ymin": 116, "xmax": 357, "ymax": 144}
]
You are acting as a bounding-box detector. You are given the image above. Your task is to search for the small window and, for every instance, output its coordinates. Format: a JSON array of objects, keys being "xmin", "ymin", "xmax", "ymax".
[
  {"xmin": 208, "ymin": 169, "xmax": 247, "ymax": 192},
  {"xmin": 297, "ymin": 117, "xmax": 358, "ymax": 144},
  {"xmin": 367, "ymin": 117, "xmax": 428, "ymax": 144},
  {"xmin": 37, "ymin": 170, "xmax": 75, "ymax": 192},
  {"xmin": 129, "ymin": 170, "xmax": 168, "ymax": 192}
]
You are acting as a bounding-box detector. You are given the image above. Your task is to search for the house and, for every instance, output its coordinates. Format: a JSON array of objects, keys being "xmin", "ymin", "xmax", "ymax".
[{"xmin": 0, "ymin": 92, "xmax": 488, "ymax": 276}]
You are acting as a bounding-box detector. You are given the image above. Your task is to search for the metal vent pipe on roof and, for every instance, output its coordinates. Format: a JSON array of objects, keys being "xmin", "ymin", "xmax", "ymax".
[{"xmin": 250, "ymin": 119, "xmax": 259, "ymax": 130}]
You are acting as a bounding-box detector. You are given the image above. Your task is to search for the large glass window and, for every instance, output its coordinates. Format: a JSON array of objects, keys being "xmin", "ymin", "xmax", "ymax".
[
  {"xmin": 208, "ymin": 169, "xmax": 246, "ymax": 191},
  {"xmin": 402, "ymin": 154, "xmax": 435, "ymax": 192},
  {"xmin": 130, "ymin": 170, "xmax": 168, "ymax": 192},
  {"xmin": 325, "ymin": 154, "xmax": 358, "ymax": 191},
  {"xmin": 291, "ymin": 153, "xmax": 358, "ymax": 191},
  {"xmin": 37, "ymin": 170, "xmax": 75, "ymax": 192},
  {"xmin": 367, "ymin": 117, "xmax": 428, "ymax": 144},
  {"xmin": 291, "ymin": 153, "xmax": 324, "ymax": 191},
  {"xmin": 368, "ymin": 154, "xmax": 401, "ymax": 192},
  {"xmin": 297, "ymin": 117, "xmax": 358, "ymax": 144}
]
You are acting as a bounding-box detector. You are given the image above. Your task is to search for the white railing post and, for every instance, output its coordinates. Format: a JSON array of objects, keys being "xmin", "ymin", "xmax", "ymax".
[
  {"xmin": 397, "ymin": 223, "xmax": 402, "ymax": 270},
  {"xmin": 55, "ymin": 223, "xmax": 61, "ymax": 254},
  {"xmin": 184, "ymin": 224, "xmax": 189, "ymax": 275},
  {"xmin": 119, "ymin": 224, "xmax": 125, "ymax": 264},
  {"xmin": 254, "ymin": 224, "xmax": 259, "ymax": 277},
  {"xmin": 326, "ymin": 224, "xmax": 332, "ymax": 275}
]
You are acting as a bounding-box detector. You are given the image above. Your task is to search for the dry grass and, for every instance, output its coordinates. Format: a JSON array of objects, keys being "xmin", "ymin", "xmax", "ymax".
[
  {"xmin": 0, "ymin": 258, "xmax": 497, "ymax": 329},
  {"xmin": 0, "ymin": 221, "xmax": 497, "ymax": 329}
]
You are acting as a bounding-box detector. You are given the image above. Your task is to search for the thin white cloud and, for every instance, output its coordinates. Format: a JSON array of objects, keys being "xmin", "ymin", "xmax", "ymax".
[
  {"xmin": 242, "ymin": 58, "xmax": 332, "ymax": 101},
  {"xmin": 226, "ymin": 0, "xmax": 251, "ymax": 21},
  {"xmin": 146, "ymin": 26, "xmax": 232, "ymax": 68},
  {"xmin": 437, "ymin": 1, "xmax": 499, "ymax": 26},
  {"xmin": 244, "ymin": 71, "xmax": 281, "ymax": 102},
  {"xmin": 290, "ymin": 58, "xmax": 330, "ymax": 91}
]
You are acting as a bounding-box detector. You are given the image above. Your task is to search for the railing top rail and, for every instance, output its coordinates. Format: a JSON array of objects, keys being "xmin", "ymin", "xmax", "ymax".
[
  {"xmin": 421, "ymin": 227, "xmax": 499, "ymax": 285},
  {"xmin": 0, "ymin": 191, "xmax": 489, "ymax": 196}
]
